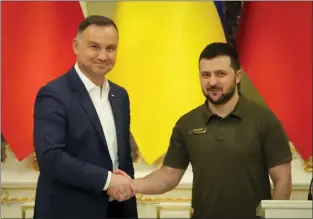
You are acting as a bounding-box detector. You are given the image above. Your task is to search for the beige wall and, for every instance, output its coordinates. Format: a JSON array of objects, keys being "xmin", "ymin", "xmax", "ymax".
[{"xmin": 86, "ymin": 2, "xmax": 117, "ymax": 19}]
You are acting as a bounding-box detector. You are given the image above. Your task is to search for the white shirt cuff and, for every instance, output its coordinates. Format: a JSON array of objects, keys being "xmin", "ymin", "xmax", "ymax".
[{"xmin": 103, "ymin": 171, "xmax": 112, "ymax": 191}]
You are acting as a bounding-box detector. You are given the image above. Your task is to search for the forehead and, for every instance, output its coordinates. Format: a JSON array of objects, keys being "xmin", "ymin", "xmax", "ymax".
[
  {"xmin": 81, "ymin": 24, "xmax": 118, "ymax": 45},
  {"xmin": 199, "ymin": 56, "xmax": 232, "ymax": 72}
]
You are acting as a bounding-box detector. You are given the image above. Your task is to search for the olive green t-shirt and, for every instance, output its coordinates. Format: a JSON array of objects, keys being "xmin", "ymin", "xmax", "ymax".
[{"xmin": 163, "ymin": 96, "xmax": 292, "ymax": 219}]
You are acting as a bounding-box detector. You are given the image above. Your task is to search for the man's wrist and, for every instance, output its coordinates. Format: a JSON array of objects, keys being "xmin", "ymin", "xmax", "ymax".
[{"xmin": 133, "ymin": 179, "xmax": 143, "ymax": 193}]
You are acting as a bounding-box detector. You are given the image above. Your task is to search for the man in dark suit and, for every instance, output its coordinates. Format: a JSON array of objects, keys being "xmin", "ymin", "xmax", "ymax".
[{"xmin": 33, "ymin": 15, "xmax": 137, "ymax": 219}]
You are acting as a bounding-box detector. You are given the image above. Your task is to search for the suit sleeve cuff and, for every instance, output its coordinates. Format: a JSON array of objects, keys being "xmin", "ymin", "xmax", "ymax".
[{"xmin": 103, "ymin": 171, "xmax": 112, "ymax": 191}]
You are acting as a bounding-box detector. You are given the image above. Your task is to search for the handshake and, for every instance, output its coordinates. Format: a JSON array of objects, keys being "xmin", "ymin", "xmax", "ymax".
[{"xmin": 107, "ymin": 169, "xmax": 137, "ymax": 202}]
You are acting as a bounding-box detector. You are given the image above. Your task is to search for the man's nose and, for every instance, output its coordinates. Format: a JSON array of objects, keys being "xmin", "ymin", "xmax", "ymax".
[
  {"xmin": 208, "ymin": 76, "xmax": 218, "ymax": 86},
  {"xmin": 97, "ymin": 50, "xmax": 109, "ymax": 61}
]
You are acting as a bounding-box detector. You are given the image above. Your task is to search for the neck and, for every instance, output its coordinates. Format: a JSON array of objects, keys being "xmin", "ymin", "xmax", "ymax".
[
  {"xmin": 208, "ymin": 92, "xmax": 240, "ymax": 118},
  {"xmin": 77, "ymin": 63, "xmax": 105, "ymax": 87},
  {"xmin": 88, "ymin": 76, "xmax": 104, "ymax": 88}
]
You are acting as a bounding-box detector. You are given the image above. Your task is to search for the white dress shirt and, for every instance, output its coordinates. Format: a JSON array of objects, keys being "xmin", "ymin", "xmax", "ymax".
[{"xmin": 75, "ymin": 63, "xmax": 118, "ymax": 191}]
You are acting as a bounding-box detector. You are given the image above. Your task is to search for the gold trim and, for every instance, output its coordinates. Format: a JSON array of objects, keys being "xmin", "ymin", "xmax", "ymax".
[
  {"xmin": 32, "ymin": 153, "xmax": 39, "ymax": 171},
  {"xmin": 290, "ymin": 143, "xmax": 312, "ymax": 173},
  {"xmin": 156, "ymin": 205, "xmax": 193, "ymax": 218},
  {"xmin": 1, "ymin": 188, "xmax": 35, "ymax": 191},
  {"xmin": 303, "ymin": 156, "xmax": 312, "ymax": 173},
  {"xmin": 1, "ymin": 141, "xmax": 11, "ymax": 163},
  {"xmin": 1, "ymin": 195, "xmax": 35, "ymax": 203},
  {"xmin": 2, "ymin": 188, "xmax": 310, "ymax": 204},
  {"xmin": 290, "ymin": 145, "xmax": 297, "ymax": 154},
  {"xmin": 1, "ymin": 188, "xmax": 36, "ymax": 204},
  {"xmin": 1, "ymin": 193, "xmax": 191, "ymax": 204},
  {"xmin": 136, "ymin": 194, "xmax": 191, "ymax": 203},
  {"xmin": 1, "ymin": 143, "xmax": 8, "ymax": 163}
]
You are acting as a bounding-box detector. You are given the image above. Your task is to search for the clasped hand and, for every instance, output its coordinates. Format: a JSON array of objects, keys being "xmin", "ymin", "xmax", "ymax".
[{"xmin": 107, "ymin": 169, "xmax": 135, "ymax": 202}]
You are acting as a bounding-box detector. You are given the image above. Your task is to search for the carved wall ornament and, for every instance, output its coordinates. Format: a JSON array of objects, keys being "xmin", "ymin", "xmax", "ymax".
[
  {"xmin": 1, "ymin": 134, "xmax": 8, "ymax": 163},
  {"xmin": 303, "ymin": 157, "xmax": 312, "ymax": 173}
]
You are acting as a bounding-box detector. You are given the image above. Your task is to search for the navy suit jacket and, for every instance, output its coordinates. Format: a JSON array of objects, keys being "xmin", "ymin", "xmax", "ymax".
[{"xmin": 33, "ymin": 67, "xmax": 137, "ymax": 219}]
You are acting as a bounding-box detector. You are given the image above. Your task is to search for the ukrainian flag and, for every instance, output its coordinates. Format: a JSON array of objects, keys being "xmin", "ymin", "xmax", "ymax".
[{"xmin": 108, "ymin": 2, "xmax": 226, "ymax": 164}]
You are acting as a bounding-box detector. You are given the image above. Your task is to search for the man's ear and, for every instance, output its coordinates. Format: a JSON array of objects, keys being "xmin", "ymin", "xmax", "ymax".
[
  {"xmin": 72, "ymin": 37, "xmax": 79, "ymax": 55},
  {"xmin": 236, "ymin": 69, "xmax": 243, "ymax": 84}
]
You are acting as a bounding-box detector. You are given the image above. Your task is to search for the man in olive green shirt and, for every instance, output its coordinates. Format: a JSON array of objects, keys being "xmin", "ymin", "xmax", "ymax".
[{"xmin": 114, "ymin": 42, "xmax": 292, "ymax": 219}]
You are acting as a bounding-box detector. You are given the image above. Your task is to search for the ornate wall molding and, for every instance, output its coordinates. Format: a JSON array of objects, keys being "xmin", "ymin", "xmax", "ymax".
[
  {"xmin": 289, "ymin": 143, "xmax": 312, "ymax": 173},
  {"xmin": 1, "ymin": 187, "xmax": 191, "ymax": 204},
  {"xmin": 303, "ymin": 157, "xmax": 312, "ymax": 173},
  {"xmin": 0, "ymin": 141, "xmax": 311, "ymax": 173},
  {"xmin": 1, "ymin": 139, "xmax": 311, "ymax": 173},
  {"xmin": 1, "ymin": 187, "xmax": 310, "ymax": 205},
  {"xmin": 28, "ymin": 144, "xmax": 311, "ymax": 172}
]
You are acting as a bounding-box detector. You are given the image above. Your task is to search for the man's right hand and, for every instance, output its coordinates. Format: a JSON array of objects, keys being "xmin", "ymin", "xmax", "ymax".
[{"xmin": 107, "ymin": 172, "xmax": 135, "ymax": 201}]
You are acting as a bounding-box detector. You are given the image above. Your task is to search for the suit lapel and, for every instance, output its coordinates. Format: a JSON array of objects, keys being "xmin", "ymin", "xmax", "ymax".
[
  {"xmin": 66, "ymin": 68, "xmax": 109, "ymax": 154},
  {"xmin": 76, "ymin": 91, "xmax": 108, "ymax": 147},
  {"xmin": 108, "ymin": 83, "xmax": 124, "ymax": 161}
]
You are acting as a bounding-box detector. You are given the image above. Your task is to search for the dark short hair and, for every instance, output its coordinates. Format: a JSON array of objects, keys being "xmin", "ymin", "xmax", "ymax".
[
  {"xmin": 77, "ymin": 15, "xmax": 118, "ymax": 34},
  {"xmin": 199, "ymin": 42, "xmax": 241, "ymax": 71}
]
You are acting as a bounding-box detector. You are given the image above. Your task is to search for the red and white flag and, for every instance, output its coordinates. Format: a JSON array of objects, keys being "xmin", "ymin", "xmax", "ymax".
[{"xmin": 1, "ymin": 1, "xmax": 84, "ymax": 160}]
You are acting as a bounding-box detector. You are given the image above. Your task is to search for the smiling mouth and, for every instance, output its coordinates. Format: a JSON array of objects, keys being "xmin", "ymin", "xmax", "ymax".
[{"xmin": 95, "ymin": 63, "xmax": 107, "ymax": 66}]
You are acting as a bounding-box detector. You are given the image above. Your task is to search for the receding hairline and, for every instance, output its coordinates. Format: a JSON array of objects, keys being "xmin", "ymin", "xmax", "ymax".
[
  {"xmin": 75, "ymin": 23, "xmax": 117, "ymax": 39},
  {"xmin": 76, "ymin": 15, "xmax": 118, "ymax": 36}
]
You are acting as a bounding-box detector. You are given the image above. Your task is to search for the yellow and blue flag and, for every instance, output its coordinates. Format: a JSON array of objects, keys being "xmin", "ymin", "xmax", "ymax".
[
  {"xmin": 108, "ymin": 2, "xmax": 226, "ymax": 164},
  {"xmin": 214, "ymin": 1, "xmax": 225, "ymax": 29}
]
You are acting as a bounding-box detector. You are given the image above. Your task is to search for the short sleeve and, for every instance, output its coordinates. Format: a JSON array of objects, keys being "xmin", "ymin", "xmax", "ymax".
[
  {"xmin": 263, "ymin": 117, "xmax": 293, "ymax": 169},
  {"xmin": 163, "ymin": 125, "xmax": 189, "ymax": 169}
]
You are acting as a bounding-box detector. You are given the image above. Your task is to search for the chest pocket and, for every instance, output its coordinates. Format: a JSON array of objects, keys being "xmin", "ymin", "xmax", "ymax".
[
  {"xmin": 228, "ymin": 121, "xmax": 262, "ymax": 156},
  {"xmin": 184, "ymin": 127, "xmax": 221, "ymax": 162}
]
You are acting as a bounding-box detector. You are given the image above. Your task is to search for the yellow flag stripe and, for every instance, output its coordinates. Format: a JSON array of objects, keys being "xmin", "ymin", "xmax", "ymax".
[{"xmin": 108, "ymin": 1, "xmax": 226, "ymax": 164}]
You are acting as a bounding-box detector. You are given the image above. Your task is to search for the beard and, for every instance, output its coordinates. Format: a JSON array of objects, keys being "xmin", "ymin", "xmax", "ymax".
[{"xmin": 204, "ymin": 80, "xmax": 237, "ymax": 105}]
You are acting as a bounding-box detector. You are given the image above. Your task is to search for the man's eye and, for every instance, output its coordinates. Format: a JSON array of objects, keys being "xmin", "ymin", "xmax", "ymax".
[
  {"xmin": 215, "ymin": 71, "xmax": 226, "ymax": 77},
  {"xmin": 107, "ymin": 47, "xmax": 115, "ymax": 52}
]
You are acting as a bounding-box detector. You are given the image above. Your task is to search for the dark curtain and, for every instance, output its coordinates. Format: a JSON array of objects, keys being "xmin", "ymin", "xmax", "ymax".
[{"xmin": 223, "ymin": 1, "xmax": 243, "ymax": 47}]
